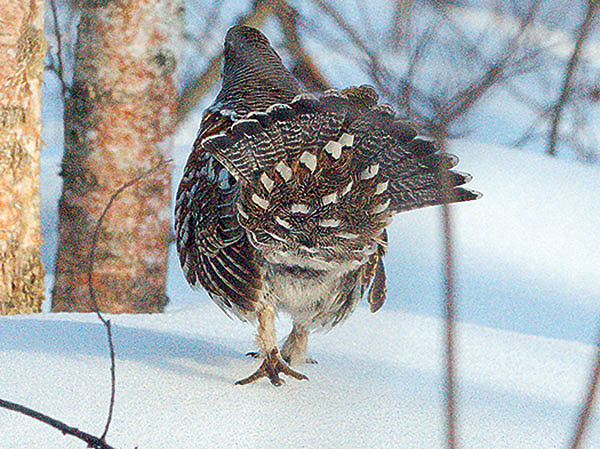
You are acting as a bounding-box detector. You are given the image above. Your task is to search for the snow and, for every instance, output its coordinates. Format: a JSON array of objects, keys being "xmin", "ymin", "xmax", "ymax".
[
  {"xmin": 2, "ymin": 137, "xmax": 600, "ymax": 448},
  {"xmin": 2, "ymin": 303, "xmax": 599, "ymax": 449},
  {"xmin": 383, "ymin": 140, "xmax": 600, "ymax": 344},
  {"xmin": 4, "ymin": 1, "xmax": 600, "ymax": 446}
]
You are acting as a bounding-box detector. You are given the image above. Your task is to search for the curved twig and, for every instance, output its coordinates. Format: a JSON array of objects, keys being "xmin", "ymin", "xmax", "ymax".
[
  {"xmin": 87, "ymin": 158, "xmax": 172, "ymax": 440},
  {"xmin": 48, "ymin": 0, "xmax": 69, "ymax": 99}
]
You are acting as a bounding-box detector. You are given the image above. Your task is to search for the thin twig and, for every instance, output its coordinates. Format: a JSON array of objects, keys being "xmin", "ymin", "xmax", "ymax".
[
  {"xmin": 49, "ymin": 0, "xmax": 69, "ymax": 99},
  {"xmin": 87, "ymin": 159, "xmax": 172, "ymax": 441},
  {"xmin": 311, "ymin": 0, "xmax": 391, "ymax": 91},
  {"xmin": 431, "ymin": 0, "xmax": 543, "ymax": 132},
  {"xmin": 308, "ymin": 0, "xmax": 404, "ymax": 106},
  {"xmin": 390, "ymin": 0, "xmax": 414, "ymax": 51},
  {"xmin": 0, "ymin": 160, "xmax": 171, "ymax": 447},
  {"xmin": 438, "ymin": 136, "xmax": 459, "ymax": 449},
  {"xmin": 0, "ymin": 399, "xmax": 118, "ymax": 449},
  {"xmin": 400, "ymin": 24, "xmax": 438, "ymax": 119},
  {"xmin": 547, "ymin": 0, "xmax": 598, "ymax": 156},
  {"xmin": 442, "ymin": 202, "xmax": 458, "ymax": 449},
  {"xmin": 568, "ymin": 329, "xmax": 600, "ymax": 449}
]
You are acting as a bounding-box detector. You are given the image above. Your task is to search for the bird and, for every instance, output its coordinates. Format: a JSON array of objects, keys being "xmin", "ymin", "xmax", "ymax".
[{"xmin": 175, "ymin": 25, "xmax": 480, "ymax": 386}]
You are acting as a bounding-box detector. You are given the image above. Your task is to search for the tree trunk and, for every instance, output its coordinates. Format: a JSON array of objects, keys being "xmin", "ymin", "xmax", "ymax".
[
  {"xmin": 51, "ymin": 0, "xmax": 183, "ymax": 313},
  {"xmin": 0, "ymin": 0, "xmax": 45, "ymax": 315}
]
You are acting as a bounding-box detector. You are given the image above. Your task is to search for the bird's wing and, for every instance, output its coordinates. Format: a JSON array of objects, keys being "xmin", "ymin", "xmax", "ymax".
[
  {"xmin": 200, "ymin": 86, "xmax": 480, "ymax": 316},
  {"xmin": 175, "ymin": 110, "xmax": 261, "ymax": 317}
]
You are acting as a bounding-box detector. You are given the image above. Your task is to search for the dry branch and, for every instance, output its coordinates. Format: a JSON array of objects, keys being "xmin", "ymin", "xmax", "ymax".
[
  {"xmin": 442, "ymin": 200, "xmax": 458, "ymax": 449},
  {"xmin": 568, "ymin": 330, "xmax": 600, "ymax": 449},
  {"xmin": 390, "ymin": 0, "xmax": 414, "ymax": 51},
  {"xmin": 426, "ymin": 0, "xmax": 543, "ymax": 134},
  {"xmin": 308, "ymin": 0, "xmax": 404, "ymax": 112},
  {"xmin": 547, "ymin": 0, "xmax": 598, "ymax": 156},
  {"xmin": 48, "ymin": 0, "xmax": 69, "ymax": 99},
  {"xmin": 0, "ymin": 160, "xmax": 169, "ymax": 448},
  {"xmin": 437, "ymin": 136, "xmax": 459, "ymax": 449},
  {"xmin": 86, "ymin": 159, "xmax": 172, "ymax": 440},
  {"xmin": 271, "ymin": 0, "xmax": 330, "ymax": 92},
  {"xmin": 0, "ymin": 399, "xmax": 118, "ymax": 449}
]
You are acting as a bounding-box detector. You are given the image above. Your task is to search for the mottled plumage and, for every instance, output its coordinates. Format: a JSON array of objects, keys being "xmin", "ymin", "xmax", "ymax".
[{"xmin": 175, "ymin": 25, "xmax": 480, "ymax": 386}]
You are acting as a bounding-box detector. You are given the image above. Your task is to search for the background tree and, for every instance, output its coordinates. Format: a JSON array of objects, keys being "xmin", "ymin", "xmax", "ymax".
[
  {"xmin": 51, "ymin": 0, "xmax": 183, "ymax": 313},
  {"xmin": 0, "ymin": 0, "xmax": 45, "ymax": 315}
]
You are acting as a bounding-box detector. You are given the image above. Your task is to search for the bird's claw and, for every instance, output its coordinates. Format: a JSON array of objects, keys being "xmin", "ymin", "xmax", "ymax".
[{"xmin": 236, "ymin": 347, "xmax": 308, "ymax": 386}]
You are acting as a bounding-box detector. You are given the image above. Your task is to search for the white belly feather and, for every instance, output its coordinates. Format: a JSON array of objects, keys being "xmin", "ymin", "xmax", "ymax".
[{"xmin": 261, "ymin": 250, "xmax": 364, "ymax": 329}]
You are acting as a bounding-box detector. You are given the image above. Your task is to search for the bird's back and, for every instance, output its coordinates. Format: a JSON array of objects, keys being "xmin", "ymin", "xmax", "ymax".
[
  {"xmin": 175, "ymin": 25, "xmax": 479, "ymax": 326},
  {"xmin": 202, "ymin": 86, "xmax": 477, "ymax": 266}
]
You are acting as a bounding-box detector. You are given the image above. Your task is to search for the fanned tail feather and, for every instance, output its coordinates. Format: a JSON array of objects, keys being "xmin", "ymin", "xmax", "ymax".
[{"xmin": 202, "ymin": 86, "xmax": 480, "ymax": 221}]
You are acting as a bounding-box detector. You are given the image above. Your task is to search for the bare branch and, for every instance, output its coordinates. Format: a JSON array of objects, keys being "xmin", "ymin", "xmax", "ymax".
[
  {"xmin": 399, "ymin": 25, "xmax": 439, "ymax": 119},
  {"xmin": 390, "ymin": 0, "xmax": 414, "ymax": 51},
  {"xmin": 271, "ymin": 0, "xmax": 330, "ymax": 92},
  {"xmin": 568, "ymin": 329, "xmax": 600, "ymax": 449},
  {"xmin": 0, "ymin": 399, "xmax": 119, "ymax": 449},
  {"xmin": 48, "ymin": 0, "xmax": 69, "ymax": 99},
  {"xmin": 0, "ymin": 159, "xmax": 171, "ymax": 447},
  {"xmin": 547, "ymin": 0, "xmax": 598, "ymax": 156},
  {"xmin": 86, "ymin": 158, "xmax": 172, "ymax": 440},
  {"xmin": 437, "ymin": 135, "xmax": 459, "ymax": 449},
  {"xmin": 442, "ymin": 201, "xmax": 458, "ymax": 449},
  {"xmin": 423, "ymin": 10, "xmax": 541, "ymax": 138},
  {"xmin": 309, "ymin": 0, "xmax": 408, "ymax": 114}
]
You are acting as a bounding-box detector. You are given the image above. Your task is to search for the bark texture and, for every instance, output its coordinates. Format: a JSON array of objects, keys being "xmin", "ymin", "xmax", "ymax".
[
  {"xmin": 51, "ymin": 0, "xmax": 183, "ymax": 313},
  {"xmin": 0, "ymin": 0, "xmax": 45, "ymax": 314}
]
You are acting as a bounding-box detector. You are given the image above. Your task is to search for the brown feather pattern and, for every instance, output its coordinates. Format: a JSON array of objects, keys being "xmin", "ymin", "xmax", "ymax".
[{"xmin": 176, "ymin": 25, "xmax": 480, "ymax": 330}]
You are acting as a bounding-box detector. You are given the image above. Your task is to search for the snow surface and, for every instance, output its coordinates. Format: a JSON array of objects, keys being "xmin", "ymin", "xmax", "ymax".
[
  {"xmin": 4, "ymin": 1, "xmax": 600, "ymax": 446},
  {"xmin": 2, "ymin": 138, "xmax": 600, "ymax": 448},
  {"xmin": 1, "ymin": 302, "xmax": 599, "ymax": 449}
]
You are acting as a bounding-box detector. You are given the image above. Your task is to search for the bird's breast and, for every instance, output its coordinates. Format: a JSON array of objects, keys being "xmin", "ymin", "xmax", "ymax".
[{"xmin": 261, "ymin": 252, "xmax": 362, "ymax": 329}]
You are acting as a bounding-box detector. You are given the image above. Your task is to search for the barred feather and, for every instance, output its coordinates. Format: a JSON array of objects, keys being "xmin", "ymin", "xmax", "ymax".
[{"xmin": 176, "ymin": 25, "xmax": 480, "ymax": 333}]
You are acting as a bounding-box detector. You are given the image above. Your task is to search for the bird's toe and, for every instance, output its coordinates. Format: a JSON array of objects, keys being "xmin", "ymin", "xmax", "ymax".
[{"xmin": 235, "ymin": 347, "xmax": 308, "ymax": 386}]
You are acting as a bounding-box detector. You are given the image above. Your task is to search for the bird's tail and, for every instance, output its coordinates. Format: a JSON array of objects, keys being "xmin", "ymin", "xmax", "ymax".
[{"xmin": 201, "ymin": 86, "xmax": 480, "ymax": 240}]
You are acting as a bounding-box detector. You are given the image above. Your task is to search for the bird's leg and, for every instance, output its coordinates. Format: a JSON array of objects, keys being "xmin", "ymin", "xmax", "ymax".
[
  {"xmin": 244, "ymin": 306, "xmax": 276, "ymax": 359},
  {"xmin": 235, "ymin": 306, "xmax": 308, "ymax": 386},
  {"xmin": 281, "ymin": 324, "xmax": 317, "ymax": 365}
]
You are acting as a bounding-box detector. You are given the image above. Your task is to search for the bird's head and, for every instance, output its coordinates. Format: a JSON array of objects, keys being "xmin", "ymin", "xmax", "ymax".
[
  {"xmin": 224, "ymin": 25, "xmax": 272, "ymax": 56},
  {"xmin": 215, "ymin": 26, "xmax": 301, "ymax": 115}
]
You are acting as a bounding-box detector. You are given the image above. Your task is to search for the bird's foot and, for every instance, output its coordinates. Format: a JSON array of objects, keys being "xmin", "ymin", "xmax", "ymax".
[{"xmin": 235, "ymin": 347, "xmax": 308, "ymax": 386}]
